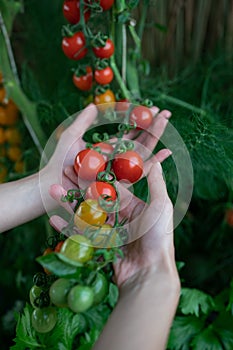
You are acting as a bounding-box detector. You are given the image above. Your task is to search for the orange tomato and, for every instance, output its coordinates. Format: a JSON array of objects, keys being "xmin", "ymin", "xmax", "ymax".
[
  {"xmin": 0, "ymin": 72, "xmax": 3, "ymax": 84},
  {"xmin": 14, "ymin": 160, "xmax": 25, "ymax": 173},
  {"xmin": 0, "ymin": 107, "xmax": 7, "ymax": 125},
  {"xmin": 94, "ymin": 89, "xmax": 116, "ymax": 112},
  {"xmin": 7, "ymin": 146, "xmax": 22, "ymax": 162},
  {"xmin": 42, "ymin": 248, "xmax": 53, "ymax": 274},
  {"xmin": 0, "ymin": 88, "xmax": 6, "ymax": 103},
  {"xmin": 0, "ymin": 163, "xmax": 7, "ymax": 183},
  {"xmin": 5, "ymin": 127, "xmax": 21, "ymax": 145},
  {"xmin": 0, "ymin": 146, "xmax": 6, "ymax": 157},
  {"xmin": 0, "ymin": 127, "xmax": 6, "ymax": 144},
  {"xmin": 5, "ymin": 100, "xmax": 19, "ymax": 125}
]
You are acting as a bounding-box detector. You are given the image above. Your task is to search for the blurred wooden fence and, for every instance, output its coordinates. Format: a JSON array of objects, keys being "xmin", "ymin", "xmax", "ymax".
[{"xmin": 136, "ymin": 0, "xmax": 233, "ymax": 73}]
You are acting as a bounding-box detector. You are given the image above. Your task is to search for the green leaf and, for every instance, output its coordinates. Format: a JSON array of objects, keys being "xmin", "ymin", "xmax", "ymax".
[
  {"xmin": 226, "ymin": 278, "xmax": 233, "ymax": 314},
  {"xmin": 191, "ymin": 325, "xmax": 223, "ymax": 350},
  {"xmin": 84, "ymin": 304, "xmax": 111, "ymax": 331},
  {"xmin": 107, "ymin": 283, "xmax": 119, "ymax": 308},
  {"xmin": 37, "ymin": 308, "xmax": 86, "ymax": 350},
  {"xmin": 167, "ymin": 316, "xmax": 205, "ymax": 350},
  {"xmin": 36, "ymin": 253, "xmax": 81, "ymax": 277},
  {"xmin": 128, "ymin": 0, "xmax": 140, "ymax": 10},
  {"xmin": 179, "ymin": 288, "xmax": 215, "ymax": 317},
  {"xmin": 215, "ymin": 328, "xmax": 233, "ymax": 350},
  {"xmin": 11, "ymin": 304, "xmax": 43, "ymax": 349}
]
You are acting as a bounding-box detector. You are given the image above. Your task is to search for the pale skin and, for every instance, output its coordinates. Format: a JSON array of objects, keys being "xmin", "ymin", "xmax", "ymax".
[{"xmin": 0, "ymin": 103, "xmax": 180, "ymax": 349}]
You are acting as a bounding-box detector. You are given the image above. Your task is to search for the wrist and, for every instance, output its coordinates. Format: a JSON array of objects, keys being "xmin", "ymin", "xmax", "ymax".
[{"xmin": 38, "ymin": 166, "xmax": 60, "ymax": 212}]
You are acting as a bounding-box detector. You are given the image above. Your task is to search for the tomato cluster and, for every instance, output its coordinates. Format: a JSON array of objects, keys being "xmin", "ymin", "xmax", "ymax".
[
  {"xmin": 30, "ymin": 233, "xmax": 110, "ymax": 333},
  {"xmin": 0, "ymin": 72, "xmax": 24, "ymax": 182},
  {"xmin": 61, "ymin": 0, "xmax": 116, "ymax": 109}
]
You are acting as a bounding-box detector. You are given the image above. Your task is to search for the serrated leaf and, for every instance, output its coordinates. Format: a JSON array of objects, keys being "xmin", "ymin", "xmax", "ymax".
[
  {"xmin": 179, "ymin": 288, "xmax": 215, "ymax": 317},
  {"xmin": 84, "ymin": 304, "xmax": 111, "ymax": 331},
  {"xmin": 215, "ymin": 328, "xmax": 233, "ymax": 350},
  {"xmin": 107, "ymin": 283, "xmax": 119, "ymax": 308},
  {"xmin": 11, "ymin": 304, "xmax": 42, "ymax": 349},
  {"xmin": 191, "ymin": 325, "xmax": 223, "ymax": 350},
  {"xmin": 167, "ymin": 316, "xmax": 205, "ymax": 350},
  {"xmin": 36, "ymin": 253, "xmax": 80, "ymax": 277}
]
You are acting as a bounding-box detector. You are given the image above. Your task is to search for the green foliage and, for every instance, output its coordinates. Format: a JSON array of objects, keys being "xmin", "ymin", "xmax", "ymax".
[{"xmin": 179, "ymin": 288, "xmax": 216, "ymax": 317}]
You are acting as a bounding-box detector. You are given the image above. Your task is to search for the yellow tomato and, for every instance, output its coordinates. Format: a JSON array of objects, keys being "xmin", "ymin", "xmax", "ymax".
[
  {"xmin": 74, "ymin": 199, "xmax": 107, "ymax": 231},
  {"xmin": 5, "ymin": 127, "xmax": 21, "ymax": 145},
  {"xmin": 7, "ymin": 146, "xmax": 22, "ymax": 162}
]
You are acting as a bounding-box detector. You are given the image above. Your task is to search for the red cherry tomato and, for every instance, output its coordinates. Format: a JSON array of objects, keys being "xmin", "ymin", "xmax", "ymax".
[
  {"xmin": 115, "ymin": 99, "xmax": 130, "ymax": 113},
  {"xmin": 63, "ymin": 0, "xmax": 91, "ymax": 24},
  {"xmin": 93, "ymin": 142, "xmax": 114, "ymax": 161},
  {"xmin": 112, "ymin": 151, "xmax": 143, "ymax": 183},
  {"xmin": 99, "ymin": 0, "xmax": 114, "ymax": 11},
  {"xmin": 54, "ymin": 241, "xmax": 64, "ymax": 253},
  {"xmin": 129, "ymin": 106, "xmax": 153, "ymax": 130},
  {"xmin": 94, "ymin": 89, "xmax": 116, "ymax": 111},
  {"xmin": 73, "ymin": 66, "xmax": 93, "ymax": 91},
  {"xmin": 74, "ymin": 149, "xmax": 106, "ymax": 181},
  {"xmin": 85, "ymin": 181, "xmax": 117, "ymax": 201},
  {"xmin": 93, "ymin": 39, "xmax": 114, "ymax": 59},
  {"xmin": 62, "ymin": 32, "xmax": 87, "ymax": 60},
  {"xmin": 94, "ymin": 66, "xmax": 114, "ymax": 85},
  {"xmin": 225, "ymin": 209, "xmax": 233, "ymax": 227}
]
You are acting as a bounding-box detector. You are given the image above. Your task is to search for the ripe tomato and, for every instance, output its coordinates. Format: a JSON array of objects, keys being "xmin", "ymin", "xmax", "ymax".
[
  {"xmin": 74, "ymin": 149, "xmax": 106, "ymax": 181},
  {"xmin": 93, "ymin": 38, "xmax": 114, "ymax": 59},
  {"xmin": 115, "ymin": 99, "xmax": 130, "ymax": 113},
  {"xmin": 85, "ymin": 181, "xmax": 117, "ymax": 201},
  {"xmin": 42, "ymin": 247, "xmax": 53, "ymax": 274},
  {"xmin": 74, "ymin": 199, "xmax": 107, "ymax": 231},
  {"xmin": 4, "ymin": 127, "xmax": 21, "ymax": 145},
  {"xmin": 93, "ymin": 142, "xmax": 114, "ymax": 161},
  {"xmin": 7, "ymin": 146, "xmax": 21, "ymax": 162},
  {"xmin": 0, "ymin": 127, "xmax": 6, "ymax": 144},
  {"xmin": 31, "ymin": 307, "xmax": 57, "ymax": 333},
  {"xmin": 49, "ymin": 278, "xmax": 71, "ymax": 307},
  {"xmin": 62, "ymin": 32, "xmax": 87, "ymax": 60},
  {"xmin": 94, "ymin": 89, "xmax": 116, "ymax": 112},
  {"xmin": 92, "ymin": 273, "xmax": 108, "ymax": 305},
  {"xmin": 0, "ymin": 100, "xmax": 19, "ymax": 126},
  {"xmin": 63, "ymin": 0, "xmax": 91, "ymax": 24},
  {"xmin": 129, "ymin": 105, "xmax": 153, "ymax": 130},
  {"xmin": 99, "ymin": 0, "xmax": 114, "ymax": 11},
  {"xmin": 54, "ymin": 241, "xmax": 64, "ymax": 252},
  {"xmin": 60, "ymin": 234, "xmax": 94, "ymax": 263},
  {"xmin": 94, "ymin": 66, "xmax": 114, "ymax": 85},
  {"xmin": 73, "ymin": 66, "xmax": 93, "ymax": 91},
  {"xmin": 0, "ymin": 87, "xmax": 6, "ymax": 102},
  {"xmin": 225, "ymin": 208, "xmax": 233, "ymax": 227},
  {"xmin": 112, "ymin": 150, "xmax": 143, "ymax": 183},
  {"xmin": 68, "ymin": 285, "xmax": 94, "ymax": 313}
]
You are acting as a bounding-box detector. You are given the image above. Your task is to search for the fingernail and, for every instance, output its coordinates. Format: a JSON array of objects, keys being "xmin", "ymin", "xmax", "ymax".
[{"xmin": 162, "ymin": 110, "xmax": 172, "ymax": 119}]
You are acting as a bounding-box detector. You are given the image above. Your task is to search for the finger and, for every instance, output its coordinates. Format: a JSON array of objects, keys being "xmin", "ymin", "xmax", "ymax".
[
  {"xmin": 143, "ymin": 149, "xmax": 172, "ymax": 175},
  {"xmin": 135, "ymin": 109, "xmax": 172, "ymax": 152},
  {"xmin": 49, "ymin": 184, "xmax": 74, "ymax": 213},
  {"xmin": 49, "ymin": 215, "xmax": 69, "ymax": 232},
  {"xmin": 62, "ymin": 103, "xmax": 98, "ymax": 141},
  {"xmin": 147, "ymin": 162, "xmax": 170, "ymax": 203},
  {"xmin": 64, "ymin": 166, "xmax": 78, "ymax": 185}
]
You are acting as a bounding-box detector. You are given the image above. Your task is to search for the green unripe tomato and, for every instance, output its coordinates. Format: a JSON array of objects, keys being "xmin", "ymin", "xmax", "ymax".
[
  {"xmin": 29, "ymin": 285, "xmax": 43, "ymax": 308},
  {"xmin": 31, "ymin": 307, "xmax": 57, "ymax": 333},
  {"xmin": 49, "ymin": 278, "xmax": 71, "ymax": 307},
  {"xmin": 60, "ymin": 234, "xmax": 94, "ymax": 263},
  {"xmin": 92, "ymin": 273, "xmax": 108, "ymax": 305},
  {"xmin": 68, "ymin": 285, "xmax": 94, "ymax": 313}
]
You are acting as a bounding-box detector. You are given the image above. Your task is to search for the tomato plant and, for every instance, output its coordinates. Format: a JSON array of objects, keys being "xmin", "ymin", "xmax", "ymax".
[
  {"xmin": 60, "ymin": 234, "xmax": 94, "ymax": 263},
  {"xmin": 31, "ymin": 307, "xmax": 57, "ymax": 333},
  {"xmin": 74, "ymin": 149, "xmax": 106, "ymax": 181},
  {"xmin": 95, "ymin": 66, "xmax": 114, "ymax": 85},
  {"xmin": 129, "ymin": 106, "xmax": 153, "ymax": 130},
  {"xmin": 85, "ymin": 181, "xmax": 117, "ymax": 201},
  {"xmin": 112, "ymin": 150, "xmax": 143, "ymax": 183},
  {"xmin": 73, "ymin": 66, "xmax": 93, "ymax": 91},
  {"xmin": 49, "ymin": 278, "xmax": 71, "ymax": 307},
  {"xmin": 63, "ymin": 0, "xmax": 91, "ymax": 24},
  {"xmin": 62, "ymin": 32, "xmax": 88, "ymax": 60},
  {"xmin": 94, "ymin": 89, "xmax": 116, "ymax": 111},
  {"xmin": 93, "ymin": 38, "xmax": 114, "ymax": 59},
  {"xmin": 91, "ymin": 272, "xmax": 108, "ymax": 305},
  {"xmin": 29, "ymin": 285, "xmax": 44, "ymax": 309},
  {"xmin": 68, "ymin": 285, "xmax": 94, "ymax": 313},
  {"xmin": 74, "ymin": 199, "xmax": 107, "ymax": 230}
]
